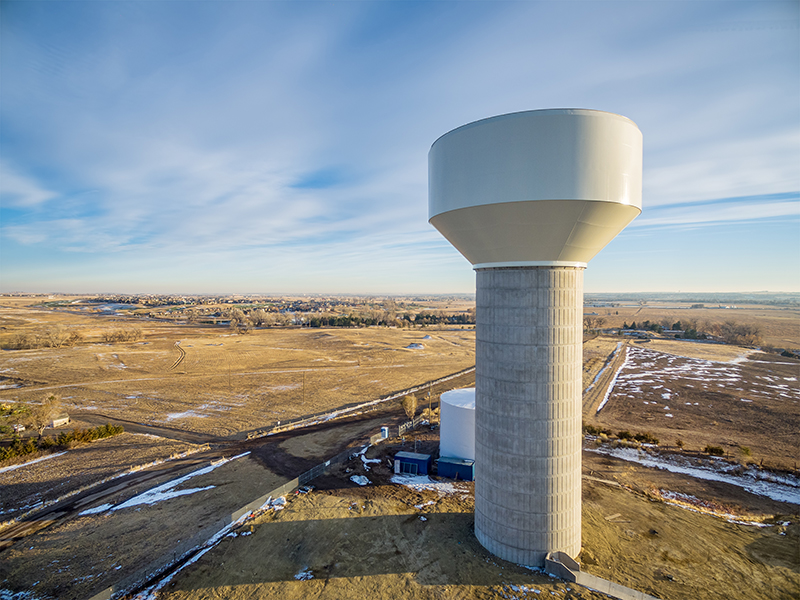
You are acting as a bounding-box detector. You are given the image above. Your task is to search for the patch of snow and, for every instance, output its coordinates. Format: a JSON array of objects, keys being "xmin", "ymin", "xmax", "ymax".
[
  {"xmin": 294, "ymin": 567, "xmax": 313, "ymax": 581},
  {"xmin": 391, "ymin": 474, "xmax": 466, "ymax": 496},
  {"xmin": 258, "ymin": 496, "xmax": 287, "ymax": 512},
  {"xmin": 0, "ymin": 589, "xmax": 44, "ymax": 600},
  {"xmin": 350, "ymin": 475, "xmax": 370, "ymax": 486},
  {"xmin": 665, "ymin": 414, "xmax": 673, "ymax": 417},
  {"xmin": 406, "ymin": 343, "xmax": 424, "ymax": 350},
  {"xmin": 164, "ymin": 410, "xmax": 207, "ymax": 421},
  {"xmin": 361, "ymin": 454, "xmax": 381, "ymax": 471},
  {"xmin": 587, "ymin": 446, "xmax": 800, "ymax": 505},
  {"xmin": 79, "ymin": 503, "xmax": 114, "ymax": 516}
]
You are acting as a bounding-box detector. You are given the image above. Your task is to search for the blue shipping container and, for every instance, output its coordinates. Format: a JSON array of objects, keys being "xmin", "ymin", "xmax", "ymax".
[
  {"xmin": 394, "ymin": 451, "xmax": 432, "ymax": 476},
  {"xmin": 437, "ymin": 457, "xmax": 475, "ymax": 481}
]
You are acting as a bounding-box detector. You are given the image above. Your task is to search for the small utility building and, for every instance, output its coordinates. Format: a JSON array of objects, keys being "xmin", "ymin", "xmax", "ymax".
[
  {"xmin": 49, "ymin": 413, "xmax": 70, "ymax": 428},
  {"xmin": 394, "ymin": 451, "xmax": 432, "ymax": 476},
  {"xmin": 438, "ymin": 456, "xmax": 475, "ymax": 481}
]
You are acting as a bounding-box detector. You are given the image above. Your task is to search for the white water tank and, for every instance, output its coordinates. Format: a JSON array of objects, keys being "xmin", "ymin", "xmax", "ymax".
[
  {"xmin": 439, "ymin": 388, "xmax": 476, "ymax": 460},
  {"xmin": 429, "ymin": 108, "xmax": 642, "ymax": 566}
]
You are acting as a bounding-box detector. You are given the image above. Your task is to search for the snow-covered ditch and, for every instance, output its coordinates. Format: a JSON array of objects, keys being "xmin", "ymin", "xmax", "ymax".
[
  {"xmin": 654, "ymin": 490, "xmax": 774, "ymax": 526},
  {"xmin": 587, "ymin": 445, "xmax": 800, "ymax": 505},
  {"xmin": 596, "ymin": 347, "xmax": 629, "ymax": 413},
  {"xmin": 80, "ymin": 452, "xmax": 251, "ymax": 515},
  {"xmin": 585, "ymin": 342, "xmax": 622, "ymax": 393}
]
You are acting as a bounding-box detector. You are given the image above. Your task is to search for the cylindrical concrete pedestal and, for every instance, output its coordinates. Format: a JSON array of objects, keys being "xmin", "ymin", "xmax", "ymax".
[{"xmin": 474, "ymin": 266, "xmax": 583, "ymax": 566}]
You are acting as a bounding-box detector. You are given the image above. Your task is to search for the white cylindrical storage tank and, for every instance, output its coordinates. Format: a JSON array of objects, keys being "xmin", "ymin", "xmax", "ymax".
[
  {"xmin": 439, "ymin": 388, "xmax": 476, "ymax": 460},
  {"xmin": 428, "ymin": 109, "xmax": 642, "ymax": 567}
]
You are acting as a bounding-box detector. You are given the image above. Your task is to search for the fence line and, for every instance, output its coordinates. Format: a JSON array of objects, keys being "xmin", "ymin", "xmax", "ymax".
[{"xmin": 398, "ymin": 413, "xmax": 428, "ymax": 436}]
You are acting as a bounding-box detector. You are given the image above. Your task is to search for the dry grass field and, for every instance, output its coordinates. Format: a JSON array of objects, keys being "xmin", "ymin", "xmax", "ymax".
[
  {"xmin": 0, "ymin": 297, "xmax": 475, "ymax": 438},
  {"xmin": 0, "ymin": 452, "xmax": 286, "ymax": 600}
]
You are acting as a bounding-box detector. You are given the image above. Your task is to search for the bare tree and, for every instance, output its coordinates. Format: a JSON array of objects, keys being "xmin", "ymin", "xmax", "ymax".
[
  {"xmin": 250, "ymin": 309, "xmax": 269, "ymax": 327},
  {"xmin": 720, "ymin": 321, "xmax": 762, "ymax": 346},
  {"xmin": 46, "ymin": 325, "xmax": 71, "ymax": 348},
  {"xmin": 401, "ymin": 394, "xmax": 417, "ymax": 419},
  {"xmin": 23, "ymin": 394, "xmax": 61, "ymax": 439},
  {"xmin": 583, "ymin": 316, "xmax": 605, "ymax": 331}
]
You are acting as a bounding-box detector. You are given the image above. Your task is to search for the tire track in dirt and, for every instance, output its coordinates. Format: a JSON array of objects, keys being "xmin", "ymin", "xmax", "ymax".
[{"xmin": 169, "ymin": 342, "xmax": 186, "ymax": 370}]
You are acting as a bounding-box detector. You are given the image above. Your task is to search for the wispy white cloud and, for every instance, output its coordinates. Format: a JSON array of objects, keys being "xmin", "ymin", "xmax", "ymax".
[
  {"xmin": 0, "ymin": 161, "xmax": 58, "ymax": 207},
  {"xmin": 0, "ymin": 1, "xmax": 797, "ymax": 293},
  {"xmin": 632, "ymin": 193, "xmax": 800, "ymax": 228}
]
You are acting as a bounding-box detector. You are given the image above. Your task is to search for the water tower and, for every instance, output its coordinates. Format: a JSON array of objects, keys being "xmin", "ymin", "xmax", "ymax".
[{"xmin": 428, "ymin": 109, "xmax": 642, "ymax": 566}]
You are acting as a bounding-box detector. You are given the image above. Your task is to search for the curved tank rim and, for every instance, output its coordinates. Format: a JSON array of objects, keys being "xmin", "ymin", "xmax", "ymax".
[
  {"xmin": 430, "ymin": 108, "xmax": 640, "ymax": 151},
  {"xmin": 441, "ymin": 387, "xmax": 476, "ymax": 409}
]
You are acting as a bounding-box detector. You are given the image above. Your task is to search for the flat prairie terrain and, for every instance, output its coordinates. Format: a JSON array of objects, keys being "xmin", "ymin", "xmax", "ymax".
[
  {"xmin": 586, "ymin": 338, "xmax": 800, "ymax": 470},
  {"xmin": 0, "ymin": 298, "xmax": 475, "ymax": 438}
]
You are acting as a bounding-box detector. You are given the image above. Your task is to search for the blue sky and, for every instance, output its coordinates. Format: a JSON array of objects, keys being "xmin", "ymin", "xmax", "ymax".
[{"xmin": 1, "ymin": 1, "xmax": 798, "ymax": 295}]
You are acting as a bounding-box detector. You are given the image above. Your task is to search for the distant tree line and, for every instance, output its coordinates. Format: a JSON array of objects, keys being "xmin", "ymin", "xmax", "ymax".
[
  {"xmin": 3, "ymin": 325, "xmax": 144, "ymax": 349},
  {"xmin": 617, "ymin": 318, "xmax": 762, "ymax": 346},
  {"xmin": 4, "ymin": 326, "xmax": 84, "ymax": 350},
  {"xmin": 305, "ymin": 311, "xmax": 474, "ymax": 328},
  {"xmin": 220, "ymin": 306, "xmax": 475, "ymax": 332},
  {"xmin": 101, "ymin": 327, "xmax": 143, "ymax": 343}
]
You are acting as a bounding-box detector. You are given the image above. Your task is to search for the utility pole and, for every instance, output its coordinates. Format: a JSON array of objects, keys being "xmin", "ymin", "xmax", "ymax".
[{"xmin": 428, "ymin": 384, "xmax": 432, "ymax": 423}]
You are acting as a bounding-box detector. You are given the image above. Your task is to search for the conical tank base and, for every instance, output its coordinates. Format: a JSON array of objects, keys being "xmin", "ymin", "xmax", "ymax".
[{"xmin": 474, "ymin": 266, "xmax": 583, "ymax": 566}]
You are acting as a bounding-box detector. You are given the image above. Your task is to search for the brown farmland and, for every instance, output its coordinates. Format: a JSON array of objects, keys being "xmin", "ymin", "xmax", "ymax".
[{"xmin": 0, "ymin": 297, "xmax": 475, "ymax": 439}]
